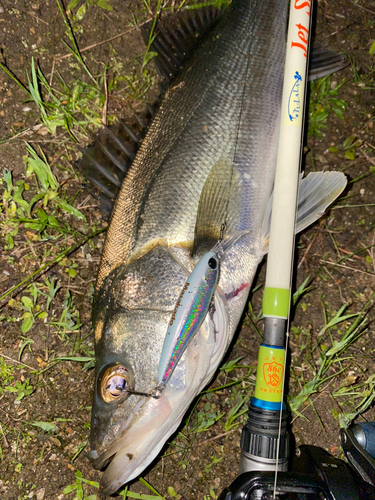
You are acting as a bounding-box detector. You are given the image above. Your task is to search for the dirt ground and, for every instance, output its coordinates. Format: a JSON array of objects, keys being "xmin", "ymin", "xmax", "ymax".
[{"xmin": 0, "ymin": 0, "xmax": 374, "ymax": 499}]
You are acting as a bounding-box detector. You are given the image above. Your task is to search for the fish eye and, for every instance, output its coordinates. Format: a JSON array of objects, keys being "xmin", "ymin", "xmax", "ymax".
[
  {"xmin": 208, "ymin": 257, "xmax": 217, "ymax": 269},
  {"xmin": 100, "ymin": 365, "xmax": 131, "ymax": 403}
]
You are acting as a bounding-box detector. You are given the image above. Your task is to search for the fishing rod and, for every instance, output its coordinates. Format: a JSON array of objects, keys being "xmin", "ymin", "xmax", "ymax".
[
  {"xmin": 218, "ymin": 0, "xmax": 375, "ymax": 499},
  {"xmin": 238, "ymin": 0, "xmax": 313, "ymax": 484}
]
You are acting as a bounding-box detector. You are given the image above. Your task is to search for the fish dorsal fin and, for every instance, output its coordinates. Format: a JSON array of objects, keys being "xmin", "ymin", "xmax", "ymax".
[
  {"xmin": 262, "ymin": 171, "xmax": 347, "ymax": 253},
  {"xmin": 308, "ymin": 40, "xmax": 349, "ymax": 81},
  {"xmin": 193, "ymin": 158, "xmax": 241, "ymax": 257},
  {"xmin": 141, "ymin": 5, "xmax": 225, "ymax": 83}
]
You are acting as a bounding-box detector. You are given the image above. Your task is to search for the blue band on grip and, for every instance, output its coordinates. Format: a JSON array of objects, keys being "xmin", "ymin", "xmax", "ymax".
[{"xmin": 251, "ymin": 397, "xmax": 285, "ymax": 411}]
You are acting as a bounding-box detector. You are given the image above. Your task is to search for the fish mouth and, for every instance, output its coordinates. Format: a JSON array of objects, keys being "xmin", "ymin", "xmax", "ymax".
[{"xmin": 88, "ymin": 392, "xmax": 174, "ymax": 495}]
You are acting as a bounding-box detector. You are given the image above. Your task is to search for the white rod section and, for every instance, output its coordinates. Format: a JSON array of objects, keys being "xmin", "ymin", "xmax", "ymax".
[{"xmin": 263, "ymin": 0, "xmax": 312, "ymax": 319}]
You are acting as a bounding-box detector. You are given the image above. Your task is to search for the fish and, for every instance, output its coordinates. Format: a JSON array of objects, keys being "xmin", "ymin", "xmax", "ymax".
[{"xmin": 86, "ymin": 0, "xmax": 347, "ymax": 494}]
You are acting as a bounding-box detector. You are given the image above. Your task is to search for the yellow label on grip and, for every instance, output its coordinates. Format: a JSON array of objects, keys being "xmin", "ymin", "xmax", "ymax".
[{"xmin": 254, "ymin": 345, "xmax": 285, "ymax": 403}]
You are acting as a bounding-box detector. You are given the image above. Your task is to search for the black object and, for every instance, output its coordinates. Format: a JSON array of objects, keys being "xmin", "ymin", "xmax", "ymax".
[
  {"xmin": 219, "ymin": 422, "xmax": 375, "ymax": 500},
  {"xmin": 240, "ymin": 403, "xmax": 289, "ymax": 473},
  {"xmin": 340, "ymin": 424, "xmax": 375, "ymax": 487}
]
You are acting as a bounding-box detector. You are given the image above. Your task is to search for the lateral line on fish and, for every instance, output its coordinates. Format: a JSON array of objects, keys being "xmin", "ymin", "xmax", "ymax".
[
  {"xmin": 132, "ymin": 63, "xmax": 221, "ymax": 247},
  {"xmin": 230, "ymin": 0, "xmax": 258, "ymax": 169}
]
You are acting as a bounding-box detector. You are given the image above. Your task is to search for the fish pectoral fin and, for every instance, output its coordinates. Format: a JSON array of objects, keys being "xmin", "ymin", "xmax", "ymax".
[
  {"xmin": 261, "ymin": 171, "xmax": 347, "ymax": 253},
  {"xmin": 193, "ymin": 158, "xmax": 242, "ymax": 257}
]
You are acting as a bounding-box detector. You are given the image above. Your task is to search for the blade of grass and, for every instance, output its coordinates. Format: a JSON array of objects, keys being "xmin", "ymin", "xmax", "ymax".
[
  {"xmin": 0, "ymin": 227, "xmax": 106, "ymax": 308},
  {"xmin": 55, "ymin": 0, "xmax": 98, "ymax": 86},
  {"xmin": 0, "ymin": 63, "xmax": 31, "ymax": 96}
]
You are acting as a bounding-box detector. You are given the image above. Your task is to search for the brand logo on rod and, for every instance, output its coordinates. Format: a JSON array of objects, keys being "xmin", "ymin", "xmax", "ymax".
[
  {"xmin": 263, "ymin": 360, "xmax": 283, "ymax": 389},
  {"xmin": 288, "ymin": 71, "xmax": 302, "ymax": 122},
  {"xmin": 291, "ymin": 0, "xmax": 311, "ymax": 57}
]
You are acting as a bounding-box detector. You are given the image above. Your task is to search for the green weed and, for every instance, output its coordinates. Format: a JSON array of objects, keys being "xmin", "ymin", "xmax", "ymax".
[
  {"xmin": 72, "ymin": 439, "xmax": 89, "ymax": 461},
  {"xmin": 0, "ymin": 148, "xmax": 86, "ymax": 251},
  {"xmin": 26, "ymin": 59, "xmax": 108, "ymax": 138},
  {"xmin": 62, "ymin": 471, "xmax": 164, "ymax": 500},
  {"xmin": 67, "ymin": 0, "xmax": 113, "ymax": 23},
  {"xmin": 5, "ymin": 278, "xmax": 78, "ymax": 338},
  {"xmin": 293, "ymin": 276, "xmax": 313, "ymax": 306},
  {"xmin": 63, "ymin": 470, "xmax": 99, "ymax": 500},
  {"xmin": 333, "ymin": 373, "xmax": 375, "ymax": 428},
  {"xmin": 204, "ymin": 455, "xmax": 224, "ymax": 474},
  {"xmin": 350, "ymin": 57, "xmax": 375, "ymax": 91},
  {"xmin": 329, "ymin": 135, "xmax": 363, "ymax": 161},
  {"xmin": 191, "ymin": 404, "xmax": 224, "ymax": 434},
  {"xmin": 0, "ymin": 357, "xmax": 15, "ymax": 392},
  {"xmin": 30, "ymin": 421, "xmax": 57, "ymax": 434},
  {"xmin": 308, "ymin": 76, "xmax": 347, "ymax": 139},
  {"xmin": 4, "ymin": 378, "xmax": 34, "ymax": 401},
  {"xmin": 223, "ymin": 393, "xmax": 249, "ymax": 431},
  {"xmin": 220, "ymin": 357, "xmax": 244, "ymax": 374},
  {"xmin": 289, "ymin": 293, "xmax": 374, "ymax": 421},
  {"xmin": 119, "ymin": 489, "xmax": 165, "ymax": 500}
]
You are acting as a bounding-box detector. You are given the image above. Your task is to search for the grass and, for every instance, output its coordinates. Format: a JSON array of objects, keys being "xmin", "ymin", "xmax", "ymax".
[
  {"xmin": 289, "ymin": 294, "xmax": 373, "ymax": 417},
  {"xmin": 62, "ymin": 471, "xmax": 166, "ymax": 500},
  {"xmin": 67, "ymin": 0, "xmax": 113, "ymax": 24},
  {"xmin": 0, "ymin": 0, "xmax": 227, "ymax": 496},
  {"xmin": 308, "ymin": 75, "xmax": 348, "ymax": 140}
]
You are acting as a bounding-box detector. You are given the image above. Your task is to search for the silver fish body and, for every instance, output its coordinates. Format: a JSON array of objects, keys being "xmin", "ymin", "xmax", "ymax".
[{"xmin": 91, "ymin": 0, "xmax": 288, "ymax": 493}]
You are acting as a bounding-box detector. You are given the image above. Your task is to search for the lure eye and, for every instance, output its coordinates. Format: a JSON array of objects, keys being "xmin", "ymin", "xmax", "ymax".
[
  {"xmin": 100, "ymin": 365, "xmax": 131, "ymax": 403},
  {"xmin": 208, "ymin": 257, "xmax": 217, "ymax": 269}
]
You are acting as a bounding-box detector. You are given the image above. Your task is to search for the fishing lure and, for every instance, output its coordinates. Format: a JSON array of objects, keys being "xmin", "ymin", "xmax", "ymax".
[
  {"xmin": 151, "ymin": 231, "xmax": 248, "ymax": 398},
  {"xmin": 155, "ymin": 250, "xmax": 220, "ymax": 395},
  {"xmin": 122, "ymin": 250, "xmax": 220, "ymax": 399},
  {"xmin": 124, "ymin": 232, "xmax": 246, "ymax": 399}
]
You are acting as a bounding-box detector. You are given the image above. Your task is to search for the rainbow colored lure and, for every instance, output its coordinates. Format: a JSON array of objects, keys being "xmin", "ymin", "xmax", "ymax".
[{"xmin": 155, "ymin": 251, "xmax": 220, "ymax": 394}]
